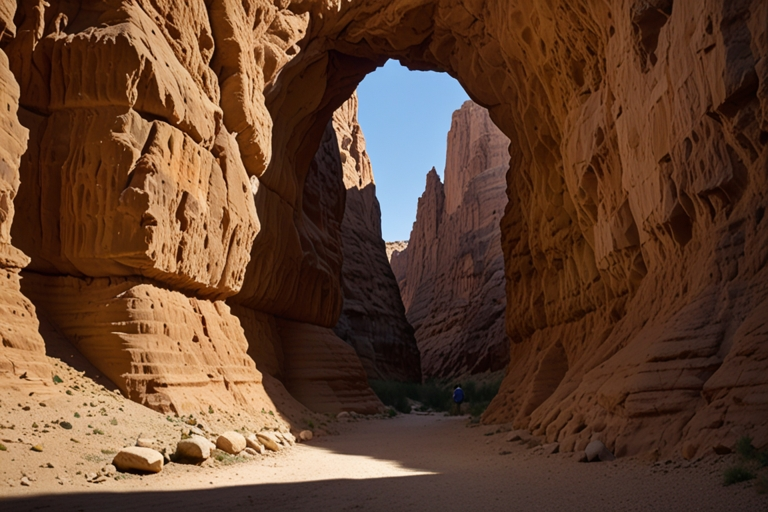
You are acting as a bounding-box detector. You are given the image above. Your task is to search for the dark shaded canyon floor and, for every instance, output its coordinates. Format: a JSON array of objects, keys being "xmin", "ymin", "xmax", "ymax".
[{"xmin": 2, "ymin": 414, "xmax": 766, "ymax": 511}]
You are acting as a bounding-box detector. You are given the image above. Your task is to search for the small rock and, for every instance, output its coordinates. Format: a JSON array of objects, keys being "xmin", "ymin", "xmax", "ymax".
[
  {"xmin": 189, "ymin": 426, "xmax": 205, "ymax": 437},
  {"xmin": 176, "ymin": 437, "xmax": 212, "ymax": 462},
  {"xmin": 60, "ymin": 422, "xmax": 73, "ymax": 430},
  {"xmin": 100, "ymin": 464, "xmax": 116, "ymax": 477},
  {"xmin": 243, "ymin": 447, "xmax": 258, "ymax": 456},
  {"xmin": 245, "ymin": 435, "xmax": 266, "ymax": 454},
  {"xmin": 713, "ymin": 444, "xmax": 731, "ymax": 455},
  {"xmin": 498, "ymin": 449, "xmax": 512, "ymax": 456},
  {"xmin": 585, "ymin": 440, "xmax": 615, "ymax": 462},
  {"xmin": 136, "ymin": 437, "xmax": 156, "ymax": 449},
  {"xmin": 44, "ymin": 462, "xmax": 54, "ymax": 468},
  {"xmin": 336, "ymin": 411, "xmax": 350, "ymax": 420},
  {"xmin": 31, "ymin": 445, "xmax": 43, "ymax": 452},
  {"xmin": 216, "ymin": 431, "xmax": 246, "ymax": 455},
  {"xmin": 91, "ymin": 475, "xmax": 107, "ymax": 484},
  {"xmin": 112, "ymin": 446, "xmax": 163, "ymax": 473},
  {"xmin": 84, "ymin": 472, "xmax": 98, "ymax": 481},
  {"xmin": 20, "ymin": 476, "xmax": 31, "ymax": 486},
  {"xmin": 506, "ymin": 430, "xmax": 531, "ymax": 443},
  {"xmin": 541, "ymin": 442, "xmax": 560, "ymax": 455},
  {"xmin": 280, "ymin": 431, "xmax": 296, "ymax": 446},
  {"xmin": 298, "ymin": 430, "xmax": 313, "ymax": 442},
  {"xmin": 256, "ymin": 432, "xmax": 281, "ymax": 452}
]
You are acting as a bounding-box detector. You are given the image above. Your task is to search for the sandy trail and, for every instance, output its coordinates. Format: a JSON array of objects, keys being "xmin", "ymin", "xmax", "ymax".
[{"xmin": 2, "ymin": 413, "xmax": 767, "ymax": 511}]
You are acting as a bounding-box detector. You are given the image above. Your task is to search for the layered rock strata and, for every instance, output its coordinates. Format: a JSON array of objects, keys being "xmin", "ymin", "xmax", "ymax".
[
  {"xmin": 0, "ymin": 0, "xmax": 764, "ymax": 459},
  {"xmin": 394, "ymin": 101, "xmax": 510, "ymax": 380},
  {"xmin": 332, "ymin": 94, "xmax": 421, "ymax": 382}
]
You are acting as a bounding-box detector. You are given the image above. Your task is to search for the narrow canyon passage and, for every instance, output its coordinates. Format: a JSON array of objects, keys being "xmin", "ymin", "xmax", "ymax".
[
  {"xmin": 4, "ymin": 414, "xmax": 766, "ymax": 511},
  {"xmin": 1, "ymin": 1, "xmax": 767, "ymax": 502}
]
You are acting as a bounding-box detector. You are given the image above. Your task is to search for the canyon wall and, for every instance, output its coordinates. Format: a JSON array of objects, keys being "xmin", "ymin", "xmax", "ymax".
[
  {"xmin": 332, "ymin": 94, "xmax": 421, "ymax": 382},
  {"xmin": 395, "ymin": 101, "xmax": 510, "ymax": 380},
  {"xmin": 0, "ymin": 0, "xmax": 765, "ymax": 459}
]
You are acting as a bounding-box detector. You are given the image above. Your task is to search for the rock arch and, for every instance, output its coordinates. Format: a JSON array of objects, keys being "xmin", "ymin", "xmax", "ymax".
[{"xmin": 0, "ymin": 1, "xmax": 765, "ymax": 459}]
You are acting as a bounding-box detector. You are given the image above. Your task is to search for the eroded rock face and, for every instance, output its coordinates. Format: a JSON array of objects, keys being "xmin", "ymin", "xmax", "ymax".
[
  {"xmin": 0, "ymin": 8, "xmax": 47, "ymax": 386},
  {"xmin": 396, "ymin": 102, "xmax": 510, "ymax": 380},
  {"xmin": 0, "ymin": 0, "xmax": 764, "ymax": 458},
  {"xmin": 332, "ymin": 94, "xmax": 421, "ymax": 382}
]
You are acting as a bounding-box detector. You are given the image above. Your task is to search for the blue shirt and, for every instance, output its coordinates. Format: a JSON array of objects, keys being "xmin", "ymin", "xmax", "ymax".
[{"xmin": 453, "ymin": 388, "xmax": 464, "ymax": 403}]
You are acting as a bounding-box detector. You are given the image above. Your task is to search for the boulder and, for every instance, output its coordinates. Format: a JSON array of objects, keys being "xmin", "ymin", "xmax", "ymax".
[
  {"xmin": 216, "ymin": 431, "xmax": 246, "ymax": 454},
  {"xmin": 585, "ymin": 440, "xmax": 615, "ymax": 462},
  {"xmin": 176, "ymin": 437, "xmax": 212, "ymax": 462},
  {"xmin": 278, "ymin": 431, "xmax": 296, "ymax": 446},
  {"xmin": 299, "ymin": 430, "xmax": 314, "ymax": 442},
  {"xmin": 245, "ymin": 435, "xmax": 266, "ymax": 454},
  {"xmin": 256, "ymin": 432, "xmax": 281, "ymax": 452},
  {"xmin": 112, "ymin": 447, "xmax": 163, "ymax": 473}
]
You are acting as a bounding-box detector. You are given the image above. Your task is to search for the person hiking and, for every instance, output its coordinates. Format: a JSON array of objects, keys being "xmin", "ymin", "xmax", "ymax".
[{"xmin": 452, "ymin": 385, "xmax": 464, "ymax": 415}]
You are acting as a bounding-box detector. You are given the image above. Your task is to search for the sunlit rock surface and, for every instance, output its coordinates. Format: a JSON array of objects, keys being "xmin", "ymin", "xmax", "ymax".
[{"xmin": 395, "ymin": 102, "xmax": 510, "ymax": 380}]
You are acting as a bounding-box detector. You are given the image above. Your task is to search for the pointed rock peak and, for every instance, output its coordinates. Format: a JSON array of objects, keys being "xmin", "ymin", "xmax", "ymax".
[{"xmin": 426, "ymin": 167, "xmax": 443, "ymax": 185}]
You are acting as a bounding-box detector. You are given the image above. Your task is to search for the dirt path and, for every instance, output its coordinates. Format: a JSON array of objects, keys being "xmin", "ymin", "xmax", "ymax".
[{"xmin": 2, "ymin": 413, "xmax": 767, "ymax": 511}]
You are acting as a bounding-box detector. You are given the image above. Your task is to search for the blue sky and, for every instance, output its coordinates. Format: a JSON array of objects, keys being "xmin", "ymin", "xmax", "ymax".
[{"xmin": 357, "ymin": 60, "xmax": 469, "ymax": 242}]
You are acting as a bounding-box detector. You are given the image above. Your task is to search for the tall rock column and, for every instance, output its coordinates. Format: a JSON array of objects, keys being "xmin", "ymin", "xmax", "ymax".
[{"xmin": 397, "ymin": 101, "xmax": 510, "ymax": 380}]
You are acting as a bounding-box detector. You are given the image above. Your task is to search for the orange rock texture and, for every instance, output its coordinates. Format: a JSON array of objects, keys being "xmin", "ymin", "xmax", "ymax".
[
  {"xmin": 393, "ymin": 101, "xmax": 510, "ymax": 380},
  {"xmin": 0, "ymin": 6, "xmax": 48, "ymax": 387},
  {"xmin": 0, "ymin": 0, "xmax": 764, "ymax": 458},
  {"xmin": 332, "ymin": 94, "xmax": 421, "ymax": 382}
]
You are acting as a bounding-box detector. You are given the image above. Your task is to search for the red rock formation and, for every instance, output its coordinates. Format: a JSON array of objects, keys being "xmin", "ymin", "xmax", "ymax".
[
  {"xmin": 396, "ymin": 102, "xmax": 510, "ymax": 380},
  {"xmin": 0, "ymin": 6, "xmax": 49, "ymax": 387},
  {"xmin": 332, "ymin": 94, "xmax": 421, "ymax": 382},
  {"xmin": 0, "ymin": 0, "xmax": 764, "ymax": 459}
]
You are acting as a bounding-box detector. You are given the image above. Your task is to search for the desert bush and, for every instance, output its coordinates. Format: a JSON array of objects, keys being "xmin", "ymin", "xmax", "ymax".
[{"xmin": 723, "ymin": 464, "xmax": 756, "ymax": 486}]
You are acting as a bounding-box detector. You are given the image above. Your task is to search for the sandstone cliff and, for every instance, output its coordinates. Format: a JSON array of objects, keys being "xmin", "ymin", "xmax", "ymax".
[
  {"xmin": 396, "ymin": 101, "xmax": 510, "ymax": 380},
  {"xmin": 332, "ymin": 94, "xmax": 421, "ymax": 382},
  {"xmin": 0, "ymin": 0, "xmax": 764, "ymax": 459}
]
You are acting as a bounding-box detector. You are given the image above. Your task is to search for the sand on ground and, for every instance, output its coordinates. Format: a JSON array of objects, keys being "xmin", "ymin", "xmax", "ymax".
[{"xmin": 2, "ymin": 411, "xmax": 767, "ymax": 512}]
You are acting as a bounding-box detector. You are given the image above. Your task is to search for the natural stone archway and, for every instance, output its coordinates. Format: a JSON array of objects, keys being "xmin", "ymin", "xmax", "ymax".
[{"xmin": 0, "ymin": 0, "xmax": 765, "ymax": 459}]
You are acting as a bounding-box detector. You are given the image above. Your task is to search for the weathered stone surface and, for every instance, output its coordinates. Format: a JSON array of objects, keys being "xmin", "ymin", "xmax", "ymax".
[
  {"xmin": 332, "ymin": 94, "xmax": 421, "ymax": 382},
  {"xmin": 21, "ymin": 273, "xmax": 277, "ymax": 416},
  {"xmin": 397, "ymin": 102, "xmax": 510, "ymax": 379},
  {"xmin": 113, "ymin": 447, "xmax": 163, "ymax": 473},
  {"xmin": 256, "ymin": 432, "xmax": 280, "ymax": 452},
  {"xmin": 245, "ymin": 435, "xmax": 266, "ymax": 454},
  {"xmin": 216, "ymin": 431, "xmax": 246, "ymax": 455},
  {"xmin": 0, "ymin": 16, "xmax": 48, "ymax": 385},
  {"xmin": 176, "ymin": 437, "xmax": 212, "ymax": 462},
  {"xmin": 278, "ymin": 319, "xmax": 383, "ymax": 415}
]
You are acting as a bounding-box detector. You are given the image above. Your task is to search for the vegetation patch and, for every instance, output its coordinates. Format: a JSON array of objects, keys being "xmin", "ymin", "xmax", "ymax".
[
  {"xmin": 212, "ymin": 450, "xmax": 248, "ymax": 466},
  {"xmin": 723, "ymin": 436, "xmax": 768, "ymax": 492},
  {"xmin": 369, "ymin": 377, "xmax": 502, "ymax": 418}
]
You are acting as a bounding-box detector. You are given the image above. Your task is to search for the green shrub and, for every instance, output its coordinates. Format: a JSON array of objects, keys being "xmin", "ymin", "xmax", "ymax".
[
  {"xmin": 736, "ymin": 436, "xmax": 757, "ymax": 460},
  {"xmin": 723, "ymin": 464, "xmax": 756, "ymax": 486}
]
